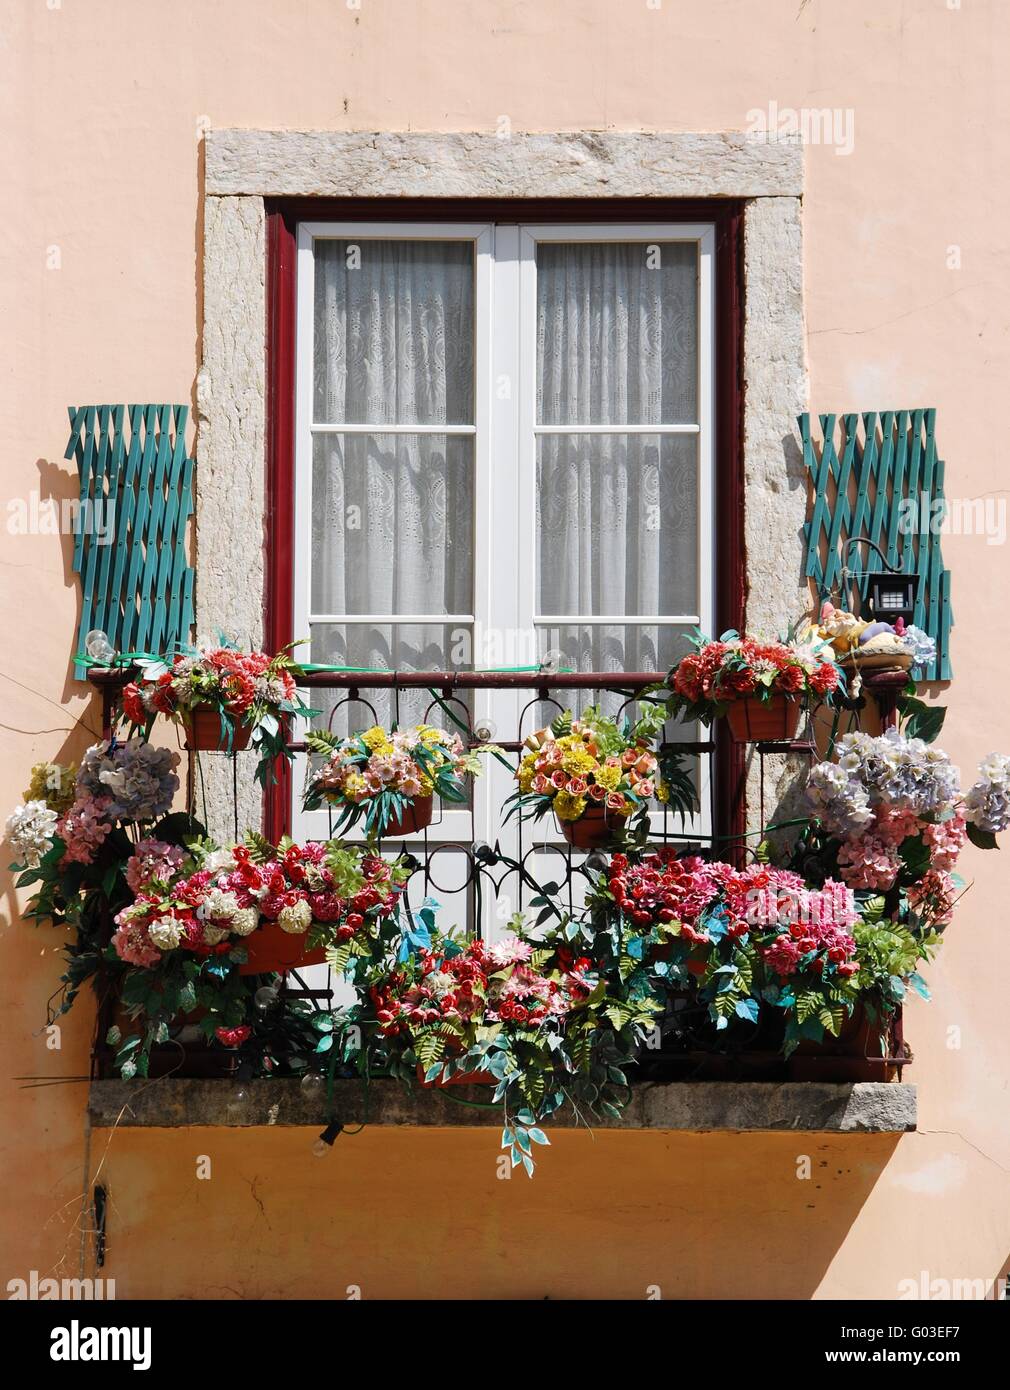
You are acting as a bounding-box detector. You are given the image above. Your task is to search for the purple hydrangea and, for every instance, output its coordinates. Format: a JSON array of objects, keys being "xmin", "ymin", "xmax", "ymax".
[{"xmin": 77, "ymin": 739, "xmax": 180, "ymax": 822}]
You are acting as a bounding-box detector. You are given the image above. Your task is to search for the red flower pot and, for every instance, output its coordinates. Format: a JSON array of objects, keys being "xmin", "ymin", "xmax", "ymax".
[
  {"xmin": 185, "ymin": 704, "xmax": 252, "ymax": 752},
  {"xmin": 239, "ymin": 924, "xmax": 327, "ymax": 976},
  {"xmin": 381, "ymin": 796, "xmax": 433, "ymax": 839},
  {"xmin": 416, "ymin": 1063, "xmax": 496, "ymax": 1087},
  {"xmin": 560, "ymin": 804, "xmax": 621, "ymax": 850},
  {"xmin": 725, "ymin": 694, "xmax": 800, "ymax": 743}
]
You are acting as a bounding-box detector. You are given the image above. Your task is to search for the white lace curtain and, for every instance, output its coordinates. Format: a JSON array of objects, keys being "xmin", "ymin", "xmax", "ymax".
[
  {"xmin": 308, "ymin": 236, "xmax": 699, "ymax": 724},
  {"xmin": 311, "ymin": 239, "xmax": 474, "ymax": 727},
  {"xmin": 535, "ymin": 241, "xmax": 698, "ymax": 679}
]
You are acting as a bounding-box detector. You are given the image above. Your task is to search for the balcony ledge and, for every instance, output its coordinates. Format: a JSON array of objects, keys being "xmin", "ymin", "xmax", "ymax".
[{"xmin": 88, "ymin": 1078, "xmax": 916, "ymax": 1134}]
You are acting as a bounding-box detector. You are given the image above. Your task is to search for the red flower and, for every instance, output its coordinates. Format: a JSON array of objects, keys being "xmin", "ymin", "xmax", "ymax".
[
  {"xmin": 151, "ymin": 672, "xmax": 177, "ymax": 714},
  {"xmin": 809, "ymin": 662, "xmax": 839, "ymax": 695},
  {"xmin": 214, "ymin": 1026, "xmax": 251, "ymax": 1048},
  {"xmin": 122, "ymin": 682, "xmax": 147, "ymax": 726}
]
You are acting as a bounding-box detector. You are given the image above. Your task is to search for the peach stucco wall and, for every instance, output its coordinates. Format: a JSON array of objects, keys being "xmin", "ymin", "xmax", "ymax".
[{"xmin": 2, "ymin": 0, "xmax": 1008, "ymax": 1299}]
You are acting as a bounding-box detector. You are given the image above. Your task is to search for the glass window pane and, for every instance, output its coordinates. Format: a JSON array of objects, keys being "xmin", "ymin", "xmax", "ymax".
[
  {"xmin": 309, "ymin": 622, "xmax": 472, "ymax": 734},
  {"xmin": 535, "ymin": 622, "xmax": 693, "ymax": 686},
  {"xmin": 311, "ymin": 433, "xmax": 474, "ymax": 618},
  {"xmin": 536, "ymin": 241, "xmax": 697, "ymax": 425},
  {"xmin": 313, "ymin": 239, "xmax": 474, "ymax": 424},
  {"xmin": 536, "ymin": 433, "xmax": 698, "ymax": 619}
]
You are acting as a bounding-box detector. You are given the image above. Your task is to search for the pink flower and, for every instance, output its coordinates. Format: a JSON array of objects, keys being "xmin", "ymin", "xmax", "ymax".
[
  {"xmin": 923, "ymin": 807, "xmax": 967, "ymax": 872},
  {"xmin": 125, "ymin": 838, "xmax": 184, "ymax": 893},
  {"xmin": 837, "ymin": 833, "xmax": 902, "ymax": 890},
  {"xmin": 57, "ymin": 794, "xmax": 112, "ymax": 867}
]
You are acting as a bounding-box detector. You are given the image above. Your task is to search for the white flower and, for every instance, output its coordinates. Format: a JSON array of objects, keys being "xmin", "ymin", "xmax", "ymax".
[
  {"xmin": 203, "ymin": 888, "xmax": 241, "ymax": 921},
  {"xmin": 202, "ymin": 848, "xmax": 238, "ymax": 874},
  {"xmin": 278, "ymin": 899, "xmax": 312, "ymax": 935},
  {"xmin": 229, "ymin": 907, "xmax": 259, "ymax": 937},
  {"xmin": 5, "ymin": 800, "xmax": 59, "ymax": 868},
  {"xmin": 964, "ymin": 753, "xmax": 1010, "ymax": 834},
  {"xmin": 201, "ymin": 922, "xmax": 229, "ymax": 946},
  {"xmin": 977, "ymin": 752, "xmax": 1010, "ymax": 788},
  {"xmin": 147, "ymin": 915, "xmax": 184, "ymax": 951}
]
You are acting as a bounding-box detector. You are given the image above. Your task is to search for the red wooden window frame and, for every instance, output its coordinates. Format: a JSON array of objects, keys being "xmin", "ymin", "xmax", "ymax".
[{"xmin": 262, "ymin": 198, "xmax": 746, "ymax": 845}]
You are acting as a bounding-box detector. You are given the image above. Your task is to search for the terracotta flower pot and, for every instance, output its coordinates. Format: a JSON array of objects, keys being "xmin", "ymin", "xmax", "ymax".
[
  {"xmin": 239, "ymin": 923, "xmax": 327, "ymax": 976},
  {"xmin": 416, "ymin": 1062, "xmax": 496, "ymax": 1087},
  {"xmin": 725, "ymin": 694, "xmax": 800, "ymax": 743},
  {"xmin": 787, "ymin": 1004, "xmax": 907, "ymax": 1082},
  {"xmin": 560, "ymin": 803, "xmax": 620, "ymax": 850},
  {"xmin": 185, "ymin": 703, "xmax": 251, "ymax": 752},
  {"xmin": 381, "ymin": 796, "xmax": 433, "ymax": 839}
]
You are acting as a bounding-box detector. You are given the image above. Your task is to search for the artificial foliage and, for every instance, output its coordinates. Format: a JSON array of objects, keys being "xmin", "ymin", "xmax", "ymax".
[{"xmin": 8, "ymin": 677, "xmax": 1010, "ymax": 1174}]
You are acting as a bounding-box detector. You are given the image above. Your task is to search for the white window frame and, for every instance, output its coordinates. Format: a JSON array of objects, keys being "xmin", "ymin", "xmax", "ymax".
[{"xmin": 291, "ymin": 219, "xmax": 715, "ymax": 847}]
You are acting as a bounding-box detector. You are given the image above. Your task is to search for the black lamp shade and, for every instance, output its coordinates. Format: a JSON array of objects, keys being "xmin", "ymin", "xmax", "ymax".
[{"xmin": 867, "ymin": 571, "xmax": 918, "ymax": 624}]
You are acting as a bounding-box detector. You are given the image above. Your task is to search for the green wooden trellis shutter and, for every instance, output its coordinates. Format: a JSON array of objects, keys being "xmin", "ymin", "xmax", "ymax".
[
  {"xmin": 801, "ymin": 408, "xmax": 952, "ymax": 681},
  {"xmin": 66, "ymin": 404, "xmax": 196, "ymax": 678}
]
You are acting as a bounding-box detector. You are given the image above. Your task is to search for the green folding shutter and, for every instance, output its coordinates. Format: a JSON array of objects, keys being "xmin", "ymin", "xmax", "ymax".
[
  {"xmin": 66, "ymin": 404, "xmax": 196, "ymax": 677},
  {"xmin": 801, "ymin": 409, "xmax": 952, "ymax": 680}
]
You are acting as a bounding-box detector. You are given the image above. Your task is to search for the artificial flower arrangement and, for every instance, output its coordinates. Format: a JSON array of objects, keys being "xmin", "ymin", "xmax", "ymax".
[
  {"xmin": 327, "ymin": 910, "xmax": 658, "ymax": 1175},
  {"xmin": 505, "ymin": 704, "xmax": 695, "ymax": 849},
  {"xmin": 303, "ymin": 722, "xmax": 497, "ymax": 839},
  {"xmin": 662, "ymin": 628, "xmax": 841, "ymax": 742},
  {"xmin": 801, "ymin": 727, "xmax": 1007, "ymax": 901},
  {"xmin": 813, "ymin": 602, "xmax": 936, "ymax": 675},
  {"xmin": 10, "ymin": 649, "xmax": 1010, "ymax": 1167},
  {"xmin": 584, "ymin": 849, "xmax": 868, "ymax": 1056},
  {"xmin": 5, "ymin": 749, "xmax": 410, "ymax": 1077},
  {"xmin": 106, "ymin": 833, "xmax": 409, "ymax": 1072},
  {"xmin": 122, "ymin": 641, "xmax": 315, "ymax": 782}
]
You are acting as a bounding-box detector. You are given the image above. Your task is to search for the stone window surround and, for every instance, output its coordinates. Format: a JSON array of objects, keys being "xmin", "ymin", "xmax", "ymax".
[{"xmin": 196, "ymin": 130, "xmax": 807, "ymax": 832}]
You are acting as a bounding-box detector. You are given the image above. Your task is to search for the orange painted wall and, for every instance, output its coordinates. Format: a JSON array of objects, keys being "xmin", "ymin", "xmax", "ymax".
[{"xmin": 2, "ymin": 0, "xmax": 1009, "ymax": 1300}]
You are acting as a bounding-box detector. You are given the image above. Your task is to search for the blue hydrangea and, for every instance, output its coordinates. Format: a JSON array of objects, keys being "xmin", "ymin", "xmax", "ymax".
[{"xmin": 78, "ymin": 739, "xmax": 180, "ymax": 822}]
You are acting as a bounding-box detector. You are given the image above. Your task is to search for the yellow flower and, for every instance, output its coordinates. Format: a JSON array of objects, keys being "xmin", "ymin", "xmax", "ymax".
[
  {"xmin": 417, "ymin": 771, "xmax": 434, "ymax": 796},
  {"xmin": 23, "ymin": 761, "xmax": 76, "ymax": 814},
  {"xmin": 343, "ymin": 772, "xmax": 368, "ymax": 799},
  {"xmin": 416, "ymin": 724, "xmax": 448, "ymax": 746},
  {"xmin": 361, "ymin": 726, "xmax": 390, "ymax": 751},
  {"xmin": 594, "ymin": 764, "xmax": 621, "ymax": 792},
  {"xmin": 561, "ymin": 748, "xmax": 597, "ymax": 777},
  {"xmin": 553, "ymin": 790, "xmax": 588, "ymax": 822},
  {"xmin": 516, "ymin": 753, "xmax": 538, "ymax": 793},
  {"xmin": 656, "ymin": 780, "xmax": 670, "ymax": 804}
]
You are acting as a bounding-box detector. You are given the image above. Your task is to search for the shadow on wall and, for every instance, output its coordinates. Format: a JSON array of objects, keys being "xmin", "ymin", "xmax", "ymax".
[{"xmin": 88, "ymin": 1126, "xmax": 904, "ymax": 1300}]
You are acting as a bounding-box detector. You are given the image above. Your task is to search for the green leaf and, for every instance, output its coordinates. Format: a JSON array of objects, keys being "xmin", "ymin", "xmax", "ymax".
[{"xmin": 966, "ymin": 822, "xmax": 999, "ymax": 851}]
